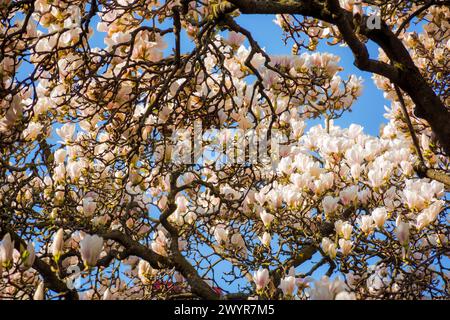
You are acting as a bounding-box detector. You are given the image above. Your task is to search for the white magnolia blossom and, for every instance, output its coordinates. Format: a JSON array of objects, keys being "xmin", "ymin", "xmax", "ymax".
[
  {"xmin": 308, "ymin": 276, "xmax": 351, "ymax": 300},
  {"xmin": 79, "ymin": 234, "xmax": 104, "ymax": 267},
  {"xmin": 279, "ymin": 276, "xmax": 297, "ymax": 297},
  {"xmin": 371, "ymin": 207, "xmax": 388, "ymax": 228},
  {"xmin": 0, "ymin": 234, "xmax": 14, "ymax": 268},
  {"xmin": 253, "ymin": 269, "xmax": 270, "ymax": 291},
  {"xmin": 82, "ymin": 197, "xmax": 97, "ymax": 217},
  {"xmin": 22, "ymin": 242, "xmax": 36, "ymax": 269},
  {"xmin": 51, "ymin": 229, "xmax": 65, "ymax": 261},
  {"xmin": 322, "ymin": 196, "xmax": 339, "ymax": 215},
  {"xmin": 260, "ymin": 210, "xmax": 275, "ymax": 228},
  {"xmin": 33, "ymin": 282, "xmax": 45, "ymax": 300},
  {"xmin": 339, "ymin": 239, "xmax": 353, "ymax": 256},
  {"xmin": 321, "ymin": 237, "xmax": 337, "ymax": 259},
  {"xmin": 259, "ymin": 232, "xmax": 272, "ymax": 247},
  {"xmin": 213, "ymin": 226, "xmax": 229, "ymax": 246},
  {"xmin": 138, "ymin": 260, "xmax": 156, "ymax": 285},
  {"xmin": 103, "ymin": 288, "xmax": 113, "ymax": 300},
  {"xmin": 396, "ymin": 219, "xmax": 410, "ymax": 246},
  {"xmin": 23, "ymin": 122, "xmax": 44, "ymax": 141}
]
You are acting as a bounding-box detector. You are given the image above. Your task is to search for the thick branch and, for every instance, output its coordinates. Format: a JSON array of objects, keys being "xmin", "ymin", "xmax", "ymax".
[{"xmin": 103, "ymin": 230, "xmax": 220, "ymax": 299}]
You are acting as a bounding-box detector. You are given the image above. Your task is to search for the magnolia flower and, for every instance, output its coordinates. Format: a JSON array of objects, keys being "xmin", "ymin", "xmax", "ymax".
[
  {"xmin": 253, "ymin": 268, "xmax": 270, "ymax": 291},
  {"xmin": 350, "ymin": 163, "xmax": 363, "ymax": 180},
  {"xmin": 278, "ymin": 157, "xmax": 293, "ymax": 175},
  {"xmin": 321, "ymin": 237, "xmax": 337, "ymax": 259},
  {"xmin": 260, "ymin": 210, "xmax": 275, "ymax": 228},
  {"xmin": 315, "ymin": 172, "xmax": 334, "ymax": 194},
  {"xmin": 259, "ymin": 232, "xmax": 272, "ymax": 247},
  {"xmin": 183, "ymin": 212, "xmax": 197, "ymax": 225},
  {"xmin": 422, "ymin": 200, "xmax": 445, "ymax": 224},
  {"xmin": 358, "ymin": 188, "xmax": 371, "ymax": 205},
  {"xmin": 67, "ymin": 161, "xmax": 83, "ymax": 181},
  {"xmin": 340, "ymin": 186, "xmax": 358, "ymax": 206},
  {"xmin": 23, "ymin": 121, "xmax": 43, "ymax": 141},
  {"xmin": 291, "ymin": 119, "xmax": 306, "ymax": 138},
  {"xmin": 138, "ymin": 259, "xmax": 155, "ymax": 284},
  {"xmin": 226, "ymin": 31, "xmax": 246, "ymax": 48},
  {"xmin": 335, "ymin": 291, "xmax": 356, "ymax": 300},
  {"xmin": 335, "ymin": 220, "xmax": 352, "ymax": 240},
  {"xmin": 82, "ymin": 197, "xmax": 97, "ymax": 216},
  {"xmin": 33, "ymin": 282, "xmax": 45, "ymax": 300},
  {"xmin": 339, "ymin": 239, "xmax": 353, "ymax": 256},
  {"xmin": 430, "ymin": 181, "xmax": 445, "ymax": 198},
  {"xmin": 403, "ymin": 189, "xmax": 426, "ymax": 211},
  {"xmin": 268, "ymin": 190, "xmax": 283, "ymax": 209},
  {"xmin": 342, "ymin": 222, "xmax": 353, "ymax": 240},
  {"xmin": 400, "ymin": 161, "xmax": 413, "ymax": 176},
  {"xmin": 308, "ymin": 276, "xmax": 348, "ymax": 300},
  {"xmin": 54, "ymin": 149, "xmax": 67, "ymax": 164},
  {"xmin": 334, "ymin": 220, "xmax": 344, "ymax": 235},
  {"xmin": 103, "ymin": 288, "xmax": 113, "ymax": 300},
  {"xmin": 22, "ymin": 242, "xmax": 35, "ymax": 269},
  {"xmin": 60, "ymin": 26, "xmax": 82, "ymax": 47},
  {"xmin": 371, "ymin": 207, "xmax": 388, "ymax": 228},
  {"xmin": 416, "ymin": 212, "xmax": 431, "ymax": 230},
  {"xmin": 396, "ymin": 219, "xmax": 410, "ymax": 246},
  {"xmin": 279, "ymin": 276, "xmax": 296, "ymax": 297},
  {"xmin": 359, "ymin": 216, "xmax": 374, "ymax": 235},
  {"xmin": 0, "ymin": 233, "xmax": 14, "ymax": 268},
  {"xmin": 151, "ymin": 240, "xmax": 168, "ymax": 257},
  {"xmin": 54, "ymin": 190, "xmax": 65, "ymax": 204},
  {"xmin": 53, "ymin": 164, "xmax": 66, "ymax": 183},
  {"xmin": 367, "ymin": 272, "xmax": 385, "ymax": 295},
  {"xmin": 282, "ymin": 188, "xmax": 300, "ymax": 207},
  {"xmin": 368, "ymin": 168, "xmax": 384, "ymax": 189},
  {"xmin": 51, "ymin": 228, "xmax": 65, "ymax": 261},
  {"xmin": 320, "ymin": 137, "xmax": 341, "ymax": 154},
  {"xmin": 291, "ymin": 173, "xmax": 310, "ymax": 190},
  {"xmin": 175, "ymin": 196, "xmax": 189, "ymax": 213},
  {"xmin": 213, "ymin": 226, "xmax": 229, "ymax": 245},
  {"xmin": 56, "ymin": 123, "xmax": 75, "ymax": 143},
  {"xmin": 322, "ymin": 196, "xmax": 339, "ymax": 215},
  {"xmin": 345, "ymin": 145, "xmax": 364, "ymax": 165},
  {"xmin": 230, "ymin": 233, "xmax": 248, "ymax": 258},
  {"xmin": 79, "ymin": 234, "xmax": 104, "ymax": 267}
]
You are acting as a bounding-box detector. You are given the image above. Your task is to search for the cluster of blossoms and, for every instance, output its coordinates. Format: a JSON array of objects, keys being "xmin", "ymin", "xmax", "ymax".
[
  {"xmin": 252, "ymin": 267, "xmax": 355, "ymax": 299},
  {"xmin": 0, "ymin": 0, "xmax": 448, "ymax": 300}
]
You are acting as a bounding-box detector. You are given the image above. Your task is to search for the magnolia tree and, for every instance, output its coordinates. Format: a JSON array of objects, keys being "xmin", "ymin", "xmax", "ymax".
[{"xmin": 0, "ymin": 0, "xmax": 449, "ymax": 300}]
